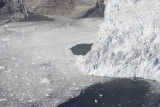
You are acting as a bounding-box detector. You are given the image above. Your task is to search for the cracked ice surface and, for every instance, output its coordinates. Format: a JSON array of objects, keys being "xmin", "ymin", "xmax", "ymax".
[
  {"xmin": 0, "ymin": 15, "xmax": 106, "ymax": 107},
  {"xmin": 77, "ymin": 0, "xmax": 160, "ymax": 82}
]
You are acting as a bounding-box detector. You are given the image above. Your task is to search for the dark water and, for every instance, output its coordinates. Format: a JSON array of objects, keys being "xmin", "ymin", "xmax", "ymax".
[
  {"xmin": 20, "ymin": 15, "xmax": 54, "ymax": 22},
  {"xmin": 58, "ymin": 79, "xmax": 160, "ymax": 107},
  {"xmin": 70, "ymin": 44, "xmax": 93, "ymax": 55}
]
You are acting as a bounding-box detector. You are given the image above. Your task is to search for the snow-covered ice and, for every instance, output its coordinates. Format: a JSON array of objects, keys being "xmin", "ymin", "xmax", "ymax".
[
  {"xmin": 77, "ymin": 0, "xmax": 160, "ymax": 82},
  {"xmin": 0, "ymin": 15, "xmax": 106, "ymax": 107}
]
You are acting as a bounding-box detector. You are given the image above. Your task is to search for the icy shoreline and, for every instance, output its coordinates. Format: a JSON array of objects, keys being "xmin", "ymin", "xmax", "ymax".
[
  {"xmin": 77, "ymin": 0, "xmax": 160, "ymax": 82},
  {"xmin": 0, "ymin": 14, "xmax": 160, "ymax": 106}
]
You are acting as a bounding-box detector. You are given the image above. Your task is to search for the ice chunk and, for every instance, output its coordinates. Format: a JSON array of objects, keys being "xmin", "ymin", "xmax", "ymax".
[
  {"xmin": 40, "ymin": 78, "xmax": 50, "ymax": 84},
  {"xmin": 0, "ymin": 99, "xmax": 7, "ymax": 102},
  {"xmin": 2, "ymin": 37, "xmax": 10, "ymax": 42},
  {"xmin": 99, "ymin": 94, "xmax": 103, "ymax": 97},
  {"xmin": 11, "ymin": 57, "xmax": 16, "ymax": 60},
  {"xmin": 95, "ymin": 99, "xmax": 98, "ymax": 103},
  {"xmin": 0, "ymin": 66, "xmax": 5, "ymax": 70}
]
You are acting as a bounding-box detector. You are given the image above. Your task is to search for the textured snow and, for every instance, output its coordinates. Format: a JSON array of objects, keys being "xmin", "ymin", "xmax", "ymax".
[{"xmin": 77, "ymin": 0, "xmax": 160, "ymax": 82}]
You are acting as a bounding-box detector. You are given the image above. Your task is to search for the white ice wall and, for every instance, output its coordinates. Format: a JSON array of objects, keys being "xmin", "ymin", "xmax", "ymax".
[{"xmin": 77, "ymin": 0, "xmax": 160, "ymax": 82}]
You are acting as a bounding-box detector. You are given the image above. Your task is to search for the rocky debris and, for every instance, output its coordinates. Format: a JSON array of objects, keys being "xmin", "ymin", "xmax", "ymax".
[
  {"xmin": 0, "ymin": 19, "xmax": 9, "ymax": 26},
  {"xmin": 0, "ymin": 0, "xmax": 104, "ymax": 22},
  {"xmin": 71, "ymin": 0, "xmax": 105, "ymax": 18},
  {"xmin": 0, "ymin": 0, "xmax": 7, "ymax": 8},
  {"xmin": 87, "ymin": 0, "xmax": 105, "ymax": 17},
  {"xmin": 0, "ymin": 0, "xmax": 28, "ymax": 22},
  {"xmin": 22, "ymin": 0, "xmax": 105, "ymax": 18}
]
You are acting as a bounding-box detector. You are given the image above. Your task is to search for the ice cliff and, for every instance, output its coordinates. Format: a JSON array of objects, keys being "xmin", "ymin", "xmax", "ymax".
[{"xmin": 77, "ymin": 0, "xmax": 160, "ymax": 82}]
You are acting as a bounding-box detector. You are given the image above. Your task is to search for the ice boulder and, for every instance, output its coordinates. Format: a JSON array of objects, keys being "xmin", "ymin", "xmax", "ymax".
[{"xmin": 77, "ymin": 0, "xmax": 160, "ymax": 82}]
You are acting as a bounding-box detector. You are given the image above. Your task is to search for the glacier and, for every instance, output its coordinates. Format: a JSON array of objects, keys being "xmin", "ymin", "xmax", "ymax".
[{"xmin": 77, "ymin": 0, "xmax": 160, "ymax": 82}]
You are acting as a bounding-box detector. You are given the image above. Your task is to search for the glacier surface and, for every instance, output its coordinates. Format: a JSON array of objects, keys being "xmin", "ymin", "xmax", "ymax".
[{"xmin": 77, "ymin": 0, "xmax": 160, "ymax": 82}]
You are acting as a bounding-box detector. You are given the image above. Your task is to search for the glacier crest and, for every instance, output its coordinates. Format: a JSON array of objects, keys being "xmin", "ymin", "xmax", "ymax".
[{"xmin": 77, "ymin": 0, "xmax": 160, "ymax": 82}]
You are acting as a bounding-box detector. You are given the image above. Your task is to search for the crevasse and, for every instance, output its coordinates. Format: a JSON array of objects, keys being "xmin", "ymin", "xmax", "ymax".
[{"xmin": 77, "ymin": 0, "xmax": 160, "ymax": 82}]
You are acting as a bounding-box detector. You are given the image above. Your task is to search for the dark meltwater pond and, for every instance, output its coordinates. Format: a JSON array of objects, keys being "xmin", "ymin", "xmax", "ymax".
[
  {"xmin": 70, "ymin": 44, "xmax": 93, "ymax": 55},
  {"xmin": 58, "ymin": 79, "xmax": 160, "ymax": 107}
]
